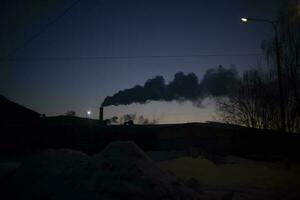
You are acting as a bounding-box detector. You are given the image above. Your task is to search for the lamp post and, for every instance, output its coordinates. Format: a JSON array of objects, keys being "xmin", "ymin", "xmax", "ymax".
[
  {"xmin": 86, "ymin": 110, "xmax": 91, "ymax": 119},
  {"xmin": 241, "ymin": 17, "xmax": 286, "ymax": 132}
]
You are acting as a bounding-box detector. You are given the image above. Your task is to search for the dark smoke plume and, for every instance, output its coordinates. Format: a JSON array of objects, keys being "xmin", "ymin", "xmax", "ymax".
[{"xmin": 102, "ymin": 66, "xmax": 239, "ymax": 107}]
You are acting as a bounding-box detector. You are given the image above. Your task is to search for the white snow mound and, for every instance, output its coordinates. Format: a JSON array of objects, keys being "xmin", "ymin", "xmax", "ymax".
[{"xmin": 6, "ymin": 142, "xmax": 202, "ymax": 200}]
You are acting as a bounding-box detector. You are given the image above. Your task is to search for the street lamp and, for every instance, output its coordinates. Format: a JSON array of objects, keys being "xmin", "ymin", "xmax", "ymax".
[
  {"xmin": 86, "ymin": 110, "xmax": 91, "ymax": 118},
  {"xmin": 241, "ymin": 18, "xmax": 248, "ymax": 22},
  {"xmin": 241, "ymin": 17, "xmax": 286, "ymax": 132}
]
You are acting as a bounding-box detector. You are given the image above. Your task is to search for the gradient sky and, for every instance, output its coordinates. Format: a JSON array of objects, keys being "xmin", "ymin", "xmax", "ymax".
[{"xmin": 0, "ymin": 0, "xmax": 283, "ymax": 123}]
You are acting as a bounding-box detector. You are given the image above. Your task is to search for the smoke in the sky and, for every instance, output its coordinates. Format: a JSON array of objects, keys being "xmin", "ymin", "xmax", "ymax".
[{"xmin": 102, "ymin": 66, "xmax": 239, "ymax": 107}]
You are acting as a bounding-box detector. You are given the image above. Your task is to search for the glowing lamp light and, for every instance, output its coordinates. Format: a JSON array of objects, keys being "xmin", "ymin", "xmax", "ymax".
[
  {"xmin": 86, "ymin": 110, "xmax": 91, "ymax": 118},
  {"xmin": 241, "ymin": 17, "xmax": 248, "ymax": 22}
]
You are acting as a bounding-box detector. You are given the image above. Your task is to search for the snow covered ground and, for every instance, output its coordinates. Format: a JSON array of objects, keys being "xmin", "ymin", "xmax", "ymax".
[
  {"xmin": 158, "ymin": 154, "xmax": 300, "ymax": 199},
  {"xmin": 1, "ymin": 142, "xmax": 202, "ymax": 200},
  {"xmin": 1, "ymin": 144, "xmax": 300, "ymax": 200},
  {"xmin": 159, "ymin": 156, "xmax": 300, "ymax": 188}
]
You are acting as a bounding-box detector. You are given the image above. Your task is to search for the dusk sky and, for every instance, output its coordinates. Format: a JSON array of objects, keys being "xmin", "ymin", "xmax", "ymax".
[{"xmin": 0, "ymin": 0, "xmax": 283, "ymax": 123}]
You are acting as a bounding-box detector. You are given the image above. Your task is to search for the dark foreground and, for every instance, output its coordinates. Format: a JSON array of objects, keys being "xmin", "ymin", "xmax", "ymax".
[
  {"xmin": 0, "ymin": 141, "xmax": 300, "ymax": 200},
  {"xmin": 1, "ymin": 116, "xmax": 300, "ymax": 161}
]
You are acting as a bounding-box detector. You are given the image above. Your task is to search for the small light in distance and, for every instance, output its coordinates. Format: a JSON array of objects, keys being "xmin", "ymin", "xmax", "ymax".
[
  {"xmin": 241, "ymin": 17, "xmax": 248, "ymax": 22},
  {"xmin": 87, "ymin": 110, "xmax": 91, "ymax": 118}
]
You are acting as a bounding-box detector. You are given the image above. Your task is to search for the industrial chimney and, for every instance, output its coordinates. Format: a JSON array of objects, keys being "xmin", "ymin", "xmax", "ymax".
[{"xmin": 99, "ymin": 106, "xmax": 104, "ymax": 121}]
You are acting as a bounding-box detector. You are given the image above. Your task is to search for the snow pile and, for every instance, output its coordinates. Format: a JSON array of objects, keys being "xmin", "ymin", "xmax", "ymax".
[
  {"xmin": 0, "ymin": 162, "xmax": 20, "ymax": 179},
  {"xmin": 147, "ymin": 150, "xmax": 186, "ymax": 161},
  {"xmin": 6, "ymin": 142, "xmax": 202, "ymax": 200}
]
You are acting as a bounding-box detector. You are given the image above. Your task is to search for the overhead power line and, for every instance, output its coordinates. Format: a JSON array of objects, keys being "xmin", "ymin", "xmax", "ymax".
[
  {"xmin": 2, "ymin": 53, "xmax": 262, "ymax": 62},
  {"xmin": 5, "ymin": 0, "xmax": 82, "ymax": 59},
  {"xmin": 1, "ymin": 0, "xmax": 263, "ymax": 63}
]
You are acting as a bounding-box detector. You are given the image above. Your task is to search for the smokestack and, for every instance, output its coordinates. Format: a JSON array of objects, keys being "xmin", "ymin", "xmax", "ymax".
[{"xmin": 99, "ymin": 106, "xmax": 104, "ymax": 121}]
